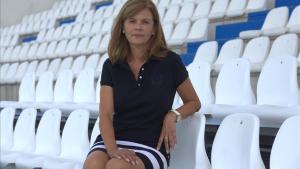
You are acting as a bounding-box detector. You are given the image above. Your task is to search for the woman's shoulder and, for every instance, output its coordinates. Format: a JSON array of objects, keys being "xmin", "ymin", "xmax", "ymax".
[{"xmin": 163, "ymin": 50, "xmax": 182, "ymax": 64}]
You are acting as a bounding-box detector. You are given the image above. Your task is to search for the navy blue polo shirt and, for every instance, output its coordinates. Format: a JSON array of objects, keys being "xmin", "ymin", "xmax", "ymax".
[{"xmin": 100, "ymin": 51, "xmax": 188, "ymax": 148}]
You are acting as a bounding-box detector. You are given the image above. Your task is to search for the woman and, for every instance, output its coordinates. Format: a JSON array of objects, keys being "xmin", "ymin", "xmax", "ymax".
[{"xmin": 83, "ymin": 0, "xmax": 200, "ymax": 169}]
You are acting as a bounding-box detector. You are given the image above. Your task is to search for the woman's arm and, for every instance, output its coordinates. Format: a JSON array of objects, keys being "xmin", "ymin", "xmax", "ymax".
[
  {"xmin": 99, "ymin": 85, "xmax": 118, "ymax": 155},
  {"xmin": 157, "ymin": 78, "xmax": 201, "ymax": 153},
  {"xmin": 175, "ymin": 78, "xmax": 201, "ymax": 119}
]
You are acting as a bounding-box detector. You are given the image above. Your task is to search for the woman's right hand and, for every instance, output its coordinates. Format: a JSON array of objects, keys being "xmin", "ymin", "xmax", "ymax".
[{"xmin": 108, "ymin": 149, "xmax": 139, "ymax": 165}]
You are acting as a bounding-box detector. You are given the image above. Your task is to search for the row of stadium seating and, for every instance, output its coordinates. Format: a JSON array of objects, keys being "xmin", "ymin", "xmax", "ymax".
[
  {"xmin": 1, "ymin": 55, "xmax": 299, "ymax": 126},
  {"xmin": 1, "ymin": 108, "xmax": 299, "ymax": 169}
]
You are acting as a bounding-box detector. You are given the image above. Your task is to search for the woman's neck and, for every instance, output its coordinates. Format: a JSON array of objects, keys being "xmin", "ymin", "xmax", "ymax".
[{"xmin": 129, "ymin": 45, "xmax": 148, "ymax": 63}]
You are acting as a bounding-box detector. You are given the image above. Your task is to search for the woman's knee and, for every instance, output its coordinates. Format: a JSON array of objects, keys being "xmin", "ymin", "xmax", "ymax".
[
  {"xmin": 83, "ymin": 151, "xmax": 109, "ymax": 169},
  {"xmin": 105, "ymin": 158, "xmax": 129, "ymax": 169}
]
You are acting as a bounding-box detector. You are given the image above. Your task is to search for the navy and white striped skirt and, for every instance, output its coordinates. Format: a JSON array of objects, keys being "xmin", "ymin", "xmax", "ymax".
[{"xmin": 89, "ymin": 136, "xmax": 168, "ymax": 169}]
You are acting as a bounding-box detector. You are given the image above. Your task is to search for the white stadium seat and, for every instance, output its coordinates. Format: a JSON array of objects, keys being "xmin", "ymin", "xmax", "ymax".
[
  {"xmin": 15, "ymin": 109, "xmax": 62, "ymax": 169},
  {"xmin": 211, "ymin": 113, "xmax": 265, "ymax": 169},
  {"xmin": 0, "ymin": 108, "xmax": 16, "ymax": 155},
  {"xmin": 209, "ymin": 0, "xmax": 230, "ymax": 19},
  {"xmin": 286, "ymin": 5, "xmax": 300, "ymax": 34},
  {"xmin": 169, "ymin": 114, "xmax": 211, "ymax": 169},
  {"xmin": 226, "ymin": 0, "xmax": 247, "ymax": 17},
  {"xmin": 240, "ymin": 7, "xmax": 289, "ymax": 38},
  {"xmin": 0, "ymin": 108, "xmax": 37, "ymax": 167},
  {"xmin": 168, "ymin": 20, "xmax": 191, "ymax": 46},
  {"xmin": 191, "ymin": 1, "xmax": 212, "ymax": 21},
  {"xmin": 42, "ymin": 109, "xmax": 90, "ymax": 169},
  {"xmin": 270, "ymin": 115, "xmax": 300, "ymax": 169},
  {"xmin": 268, "ymin": 33, "xmax": 299, "ymax": 59},
  {"xmin": 241, "ymin": 36, "xmax": 271, "ymax": 72},
  {"xmin": 213, "ymin": 39, "xmax": 244, "ymax": 71},
  {"xmin": 186, "ymin": 18, "xmax": 209, "ymax": 43},
  {"xmin": 246, "ymin": 0, "xmax": 267, "ymax": 13},
  {"xmin": 192, "ymin": 41, "xmax": 218, "ymax": 65}
]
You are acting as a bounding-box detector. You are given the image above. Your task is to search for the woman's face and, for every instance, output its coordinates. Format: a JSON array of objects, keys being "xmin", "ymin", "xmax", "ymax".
[{"xmin": 123, "ymin": 8, "xmax": 155, "ymax": 48}]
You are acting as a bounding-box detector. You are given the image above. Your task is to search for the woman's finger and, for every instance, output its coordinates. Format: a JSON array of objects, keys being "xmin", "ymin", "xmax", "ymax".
[
  {"xmin": 164, "ymin": 135, "xmax": 170, "ymax": 154},
  {"xmin": 156, "ymin": 131, "xmax": 165, "ymax": 150}
]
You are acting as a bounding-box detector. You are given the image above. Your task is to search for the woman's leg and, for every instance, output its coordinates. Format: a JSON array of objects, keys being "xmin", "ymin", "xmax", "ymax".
[
  {"xmin": 83, "ymin": 151, "xmax": 109, "ymax": 169},
  {"xmin": 104, "ymin": 157, "xmax": 145, "ymax": 169}
]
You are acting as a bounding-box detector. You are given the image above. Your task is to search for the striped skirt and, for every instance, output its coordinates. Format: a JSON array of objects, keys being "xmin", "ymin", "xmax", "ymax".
[{"xmin": 89, "ymin": 136, "xmax": 168, "ymax": 169}]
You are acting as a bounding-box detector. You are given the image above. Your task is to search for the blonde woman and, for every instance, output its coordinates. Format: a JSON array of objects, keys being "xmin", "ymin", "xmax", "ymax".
[{"xmin": 83, "ymin": 0, "xmax": 200, "ymax": 169}]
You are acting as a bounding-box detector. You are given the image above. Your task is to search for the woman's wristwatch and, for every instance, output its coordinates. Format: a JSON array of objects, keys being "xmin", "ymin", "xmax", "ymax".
[{"xmin": 170, "ymin": 109, "xmax": 182, "ymax": 122}]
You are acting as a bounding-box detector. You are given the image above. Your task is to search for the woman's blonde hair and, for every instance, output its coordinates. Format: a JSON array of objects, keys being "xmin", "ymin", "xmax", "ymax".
[{"xmin": 108, "ymin": 0, "xmax": 169, "ymax": 64}]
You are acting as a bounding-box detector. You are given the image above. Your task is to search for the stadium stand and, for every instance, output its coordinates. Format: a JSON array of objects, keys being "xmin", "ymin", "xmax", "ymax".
[{"xmin": 0, "ymin": 0, "xmax": 299, "ymax": 168}]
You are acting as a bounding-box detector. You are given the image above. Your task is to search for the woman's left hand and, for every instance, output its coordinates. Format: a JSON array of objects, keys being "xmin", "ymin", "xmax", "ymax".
[{"xmin": 156, "ymin": 112, "xmax": 177, "ymax": 154}]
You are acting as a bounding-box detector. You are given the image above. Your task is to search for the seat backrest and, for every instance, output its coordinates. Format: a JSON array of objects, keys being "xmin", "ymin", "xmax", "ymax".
[
  {"xmin": 209, "ymin": 0, "xmax": 230, "ymax": 16},
  {"xmin": 226, "ymin": 0, "xmax": 247, "ymax": 15},
  {"xmin": 176, "ymin": 3, "xmax": 195, "ymax": 22},
  {"xmin": 58, "ymin": 57, "xmax": 73, "ymax": 74},
  {"xmin": 48, "ymin": 58, "xmax": 61, "ymax": 76},
  {"xmin": 268, "ymin": 33, "xmax": 299, "ymax": 58},
  {"xmin": 257, "ymin": 55, "xmax": 299, "ymax": 106},
  {"xmin": 19, "ymin": 72, "xmax": 36, "ymax": 102},
  {"xmin": 61, "ymin": 24, "xmax": 73, "ymax": 39},
  {"xmin": 74, "ymin": 68, "xmax": 95, "ymax": 103},
  {"xmin": 242, "ymin": 36, "xmax": 270, "ymax": 64},
  {"xmin": 101, "ymin": 17, "xmax": 114, "ymax": 34},
  {"xmin": 77, "ymin": 36, "xmax": 90, "ymax": 53},
  {"xmin": 25, "ymin": 60, "xmax": 38, "ymax": 74},
  {"xmin": 0, "ymin": 63, "xmax": 10, "ymax": 78},
  {"xmin": 35, "ymin": 108, "xmax": 61, "ymax": 156},
  {"xmin": 170, "ymin": 113, "xmax": 210, "ymax": 169},
  {"xmin": 163, "ymin": 5, "xmax": 180, "ymax": 24},
  {"xmin": 193, "ymin": 41, "xmax": 218, "ymax": 64},
  {"xmin": 72, "ymin": 55, "xmax": 86, "ymax": 76},
  {"xmin": 187, "ymin": 62, "xmax": 214, "ymax": 105},
  {"xmin": 246, "ymin": 0, "xmax": 267, "ymax": 13},
  {"xmin": 55, "ymin": 39, "xmax": 68, "ymax": 56},
  {"xmin": 66, "ymin": 38, "xmax": 79, "ymax": 54},
  {"xmin": 5, "ymin": 62, "xmax": 19, "ymax": 79},
  {"xmin": 158, "ymin": 0, "xmax": 170, "ymax": 8},
  {"xmin": 18, "ymin": 44, "xmax": 30, "ymax": 61},
  {"xmin": 162, "ymin": 23, "xmax": 174, "ymax": 41},
  {"xmin": 45, "ymin": 41, "xmax": 58, "ymax": 58},
  {"xmin": 36, "ymin": 59, "xmax": 49, "ymax": 78},
  {"xmin": 211, "ymin": 113, "xmax": 265, "ymax": 169},
  {"xmin": 15, "ymin": 61, "xmax": 29, "ymax": 82},
  {"xmin": 88, "ymin": 34, "xmax": 102, "ymax": 52},
  {"xmin": 80, "ymin": 21, "xmax": 93, "ymax": 36},
  {"xmin": 53, "ymin": 26, "xmax": 64, "ymax": 40},
  {"xmin": 61, "ymin": 109, "xmax": 90, "ymax": 161},
  {"xmin": 187, "ymin": 18, "xmax": 209, "ymax": 42},
  {"xmin": 287, "ymin": 5, "xmax": 300, "ymax": 29},
  {"xmin": 214, "ymin": 39, "xmax": 244, "ymax": 65},
  {"xmin": 90, "ymin": 20, "xmax": 103, "ymax": 35},
  {"xmin": 96, "ymin": 53, "xmax": 109, "ymax": 76},
  {"xmin": 99, "ymin": 34, "xmax": 110, "ymax": 53},
  {"xmin": 84, "ymin": 54, "xmax": 100, "ymax": 71},
  {"xmin": 270, "ymin": 115, "xmax": 300, "ymax": 169},
  {"xmin": 71, "ymin": 23, "xmax": 83, "ymax": 37},
  {"xmin": 54, "ymin": 69, "xmax": 73, "ymax": 102},
  {"xmin": 12, "ymin": 108, "xmax": 37, "ymax": 153},
  {"xmin": 0, "ymin": 108, "xmax": 15, "ymax": 151},
  {"xmin": 36, "ymin": 71, "xmax": 54, "ymax": 102},
  {"xmin": 261, "ymin": 7, "xmax": 289, "ymax": 30},
  {"xmin": 36, "ymin": 42, "xmax": 48, "ymax": 60},
  {"xmin": 170, "ymin": 20, "xmax": 191, "ymax": 42},
  {"xmin": 27, "ymin": 43, "xmax": 39, "ymax": 59},
  {"xmin": 103, "ymin": 6, "xmax": 114, "ymax": 19},
  {"xmin": 215, "ymin": 58, "xmax": 255, "ymax": 105},
  {"xmin": 90, "ymin": 117, "xmax": 100, "ymax": 147}
]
